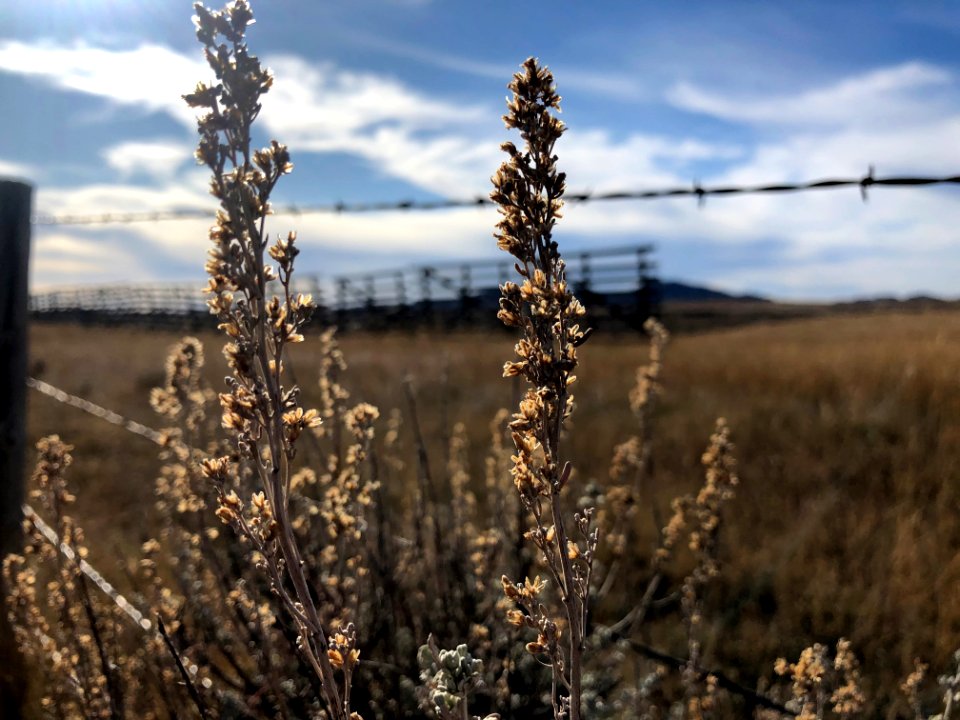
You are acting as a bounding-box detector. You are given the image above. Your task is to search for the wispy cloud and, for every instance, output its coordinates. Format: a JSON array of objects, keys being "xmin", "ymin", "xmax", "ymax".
[
  {"xmin": 263, "ymin": 56, "xmax": 482, "ymax": 140},
  {"xmin": 335, "ymin": 29, "xmax": 512, "ymax": 80},
  {"xmin": 340, "ymin": 29, "xmax": 649, "ymax": 101},
  {"xmin": 560, "ymin": 130, "xmax": 742, "ymax": 191},
  {"xmin": 668, "ymin": 61, "xmax": 953, "ymax": 128},
  {"xmin": 711, "ymin": 116, "xmax": 960, "ymax": 183},
  {"xmin": 31, "ymin": 229, "xmax": 167, "ymax": 288}
]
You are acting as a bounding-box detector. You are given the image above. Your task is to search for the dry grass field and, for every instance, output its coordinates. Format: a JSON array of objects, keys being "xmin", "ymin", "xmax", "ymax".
[{"xmin": 24, "ymin": 308, "xmax": 960, "ymax": 715}]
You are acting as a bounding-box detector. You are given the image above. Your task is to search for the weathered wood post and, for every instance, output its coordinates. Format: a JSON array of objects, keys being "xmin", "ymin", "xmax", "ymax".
[
  {"xmin": 419, "ymin": 267, "xmax": 433, "ymax": 327},
  {"xmin": 0, "ymin": 179, "xmax": 31, "ymax": 718},
  {"xmin": 458, "ymin": 264, "xmax": 472, "ymax": 325},
  {"xmin": 395, "ymin": 271, "xmax": 408, "ymax": 326},
  {"xmin": 336, "ymin": 278, "xmax": 349, "ymax": 329}
]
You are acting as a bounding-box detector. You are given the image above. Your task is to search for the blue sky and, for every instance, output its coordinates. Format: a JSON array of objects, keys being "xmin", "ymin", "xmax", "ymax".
[{"xmin": 3, "ymin": 1, "xmax": 960, "ymax": 299}]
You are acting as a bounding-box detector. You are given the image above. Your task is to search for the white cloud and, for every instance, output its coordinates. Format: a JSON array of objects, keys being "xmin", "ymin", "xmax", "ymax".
[
  {"xmin": 0, "ymin": 39, "xmax": 734, "ymax": 197},
  {"xmin": 30, "ymin": 230, "xmax": 156, "ymax": 289},
  {"xmin": 263, "ymin": 56, "xmax": 480, "ymax": 141},
  {"xmin": 668, "ymin": 61, "xmax": 953, "ymax": 128},
  {"xmin": 710, "ymin": 116, "xmax": 960, "ymax": 183},
  {"xmin": 559, "ymin": 130, "xmax": 742, "ymax": 191},
  {"xmin": 0, "ymin": 39, "xmax": 500, "ymax": 193},
  {"xmin": 0, "ymin": 40, "xmax": 207, "ymax": 125},
  {"xmin": 257, "ymin": 55, "xmax": 499, "ymax": 194},
  {"xmin": 721, "ymin": 251, "xmax": 960, "ymax": 301},
  {"xmin": 102, "ymin": 140, "xmax": 194, "ymax": 180}
]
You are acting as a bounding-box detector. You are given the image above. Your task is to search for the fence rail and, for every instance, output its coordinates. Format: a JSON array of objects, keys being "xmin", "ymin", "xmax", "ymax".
[{"xmin": 29, "ymin": 244, "xmax": 660, "ymax": 330}]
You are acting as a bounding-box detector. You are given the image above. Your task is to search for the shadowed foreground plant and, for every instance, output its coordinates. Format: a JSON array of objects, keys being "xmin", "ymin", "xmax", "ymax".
[
  {"xmin": 183, "ymin": 2, "xmax": 360, "ymax": 718},
  {"xmin": 492, "ymin": 57, "xmax": 597, "ymax": 720},
  {"xmin": 416, "ymin": 636, "xmax": 500, "ymax": 720}
]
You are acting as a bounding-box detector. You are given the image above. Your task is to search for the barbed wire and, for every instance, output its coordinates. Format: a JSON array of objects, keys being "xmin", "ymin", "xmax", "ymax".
[
  {"xmin": 23, "ymin": 376, "xmax": 210, "ymax": 680},
  {"xmin": 24, "ymin": 376, "xmax": 174, "ymax": 632},
  {"xmin": 21, "ymin": 504, "xmax": 152, "ymax": 631},
  {"xmin": 31, "ymin": 168, "xmax": 960, "ymax": 226},
  {"xmin": 27, "ymin": 377, "xmax": 168, "ymax": 445},
  {"xmin": 21, "ymin": 501, "xmax": 211, "ymax": 683}
]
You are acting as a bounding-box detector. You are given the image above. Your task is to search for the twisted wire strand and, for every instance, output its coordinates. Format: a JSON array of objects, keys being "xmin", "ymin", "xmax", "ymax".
[
  {"xmin": 22, "ymin": 500, "xmax": 209, "ymax": 683},
  {"xmin": 27, "ymin": 377, "xmax": 167, "ymax": 445},
  {"xmin": 21, "ymin": 505, "xmax": 152, "ymax": 631},
  {"xmin": 31, "ymin": 170, "xmax": 960, "ymax": 226}
]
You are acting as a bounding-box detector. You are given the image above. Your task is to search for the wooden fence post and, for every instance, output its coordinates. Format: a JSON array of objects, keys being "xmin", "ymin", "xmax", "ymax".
[{"xmin": 0, "ymin": 179, "xmax": 31, "ymax": 718}]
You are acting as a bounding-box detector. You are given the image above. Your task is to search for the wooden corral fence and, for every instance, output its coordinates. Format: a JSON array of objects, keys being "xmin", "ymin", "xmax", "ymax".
[
  {"xmin": 316, "ymin": 244, "xmax": 659, "ymax": 330},
  {"xmin": 28, "ymin": 244, "xmax": 660, "ymax": 331},
  {"xmin": 29, "ymin": 282, "xmax": 214, "ymax": 328}
]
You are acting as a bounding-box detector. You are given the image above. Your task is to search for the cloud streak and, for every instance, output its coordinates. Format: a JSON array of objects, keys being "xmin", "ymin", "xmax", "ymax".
[
  {"xmin": 0, "ymin": 158, "xmax": 34, "ymax": 180},
  {"xmin": 668, "ymin": 61, "xmax": 954, "ymax": 128}
]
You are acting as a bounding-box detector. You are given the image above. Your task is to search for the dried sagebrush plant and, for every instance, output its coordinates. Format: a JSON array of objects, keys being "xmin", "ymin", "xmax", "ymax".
[
  {"xmin": 183, "ymin": 3, "xmax": 362, "ymax": 717},
  {"xmin": 492, "ymin": 57, "xmax": 597, "ymax": 720}
]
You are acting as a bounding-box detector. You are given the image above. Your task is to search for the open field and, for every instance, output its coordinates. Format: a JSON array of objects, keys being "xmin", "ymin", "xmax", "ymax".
[{"xmin": 23, "ymin": 308, "xmax": 960, "ymax": 715}]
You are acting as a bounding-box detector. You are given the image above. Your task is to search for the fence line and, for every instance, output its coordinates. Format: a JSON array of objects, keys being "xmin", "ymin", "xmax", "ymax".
[
  {"xmin": 24, "ymin": 376, "xmax": 178, "ymax": 630},
  {"xmin": 30, "ymin": 169, "xmax": 960, "ymax": 226},
  {"xmin": 28, "ymin": 244, "xmax": 661, "ymax": 329}
]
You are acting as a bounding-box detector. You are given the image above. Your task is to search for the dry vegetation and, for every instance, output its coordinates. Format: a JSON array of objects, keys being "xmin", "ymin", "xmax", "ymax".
[
  {"xmin": 22, "ymin": 308, "xmax": 960, "ymax": 717},
  {"xmin": 8, "ymin": 1, "xmax": 960, "ymax": 718}
]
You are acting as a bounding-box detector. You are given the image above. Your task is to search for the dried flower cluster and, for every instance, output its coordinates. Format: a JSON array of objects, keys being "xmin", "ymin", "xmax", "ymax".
[
  {"xmin": 772, "ymin": 639, "xmax": 865, "ymax": 720},
  {"xmin": 603, "ymin": 317, "xmax": 669, "ymax": 560}
]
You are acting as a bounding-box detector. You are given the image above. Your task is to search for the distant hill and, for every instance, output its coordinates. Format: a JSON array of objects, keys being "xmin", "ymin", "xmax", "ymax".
[
  {"xmin": 659, "ymin": 281, "xmax": 768, "ymax": 303},
  {"xmin": 834, "ymin": 294, "xmax": 951, "ymax": 311}
]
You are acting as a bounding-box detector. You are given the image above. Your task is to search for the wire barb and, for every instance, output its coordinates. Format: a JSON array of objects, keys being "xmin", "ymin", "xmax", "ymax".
[{"xmin": 860, "ymin": 165, "xmax": 875, "ymax": 203}]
